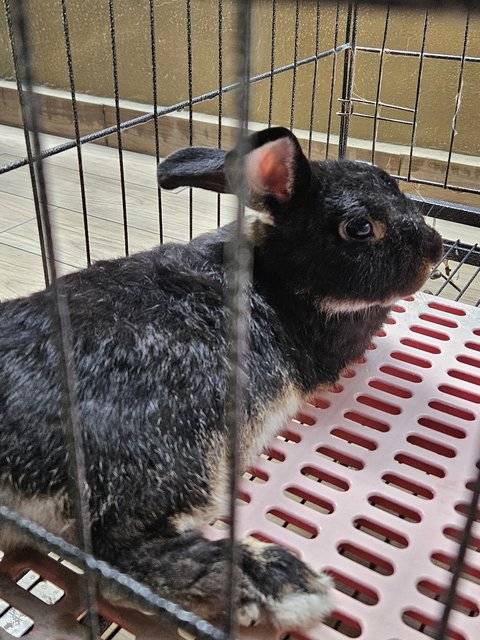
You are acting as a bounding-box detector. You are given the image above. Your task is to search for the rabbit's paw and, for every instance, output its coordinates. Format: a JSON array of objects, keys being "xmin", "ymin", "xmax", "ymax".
[
  {"xmin": 123, "ymin": 533, "xmax": 331, "ymax": 631},
  {"xmin": 236, "ymin": 596, "xmax": 264, "ymax": 628},
  {"xmin": 240, "ymin": 538, "xmax": 334, "ymax": 631}
]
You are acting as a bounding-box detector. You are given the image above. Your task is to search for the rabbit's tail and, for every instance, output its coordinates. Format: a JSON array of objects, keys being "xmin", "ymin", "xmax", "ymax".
[{"xmin": 111, "ymin": 531, "xmax": 333, "ymax": 632}]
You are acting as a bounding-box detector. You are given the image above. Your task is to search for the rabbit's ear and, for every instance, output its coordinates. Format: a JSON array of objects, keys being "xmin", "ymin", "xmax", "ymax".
[
  {"xmin": 226, "ymin": 127, "xmax": 311, "ymax": 210},
  {"xmin": 158, "ymin": 128, "xmax": 311, "ymax": 212},
  {"xmin": 158, "ymin": 147, "xmax": 228, "ymax": 193}
]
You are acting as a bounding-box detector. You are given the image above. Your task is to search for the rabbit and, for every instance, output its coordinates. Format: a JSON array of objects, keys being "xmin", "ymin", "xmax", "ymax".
[{"xmin": 0, "ymin": 126, "xmax": 443, "ymax": 633}]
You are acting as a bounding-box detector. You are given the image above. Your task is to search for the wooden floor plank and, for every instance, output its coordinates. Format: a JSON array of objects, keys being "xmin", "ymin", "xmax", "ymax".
[
  {"xmin": 0, "ymin": 183, "xmax": 36, "ymax": 233},
  {"xmin": 1, "ymin": 207, "xmax": 162, "ymax": 270},
  {"xmin": 0, "ymin": 242, "xmax": 75, "ymax": 301},
  {"xmin": 0, "ymin": 152, "xmax": 238, "ymax": 240}
]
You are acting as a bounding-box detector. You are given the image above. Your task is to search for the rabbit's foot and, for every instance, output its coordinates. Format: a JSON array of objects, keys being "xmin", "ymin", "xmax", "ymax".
[
  {"xmin": 240, "ymin": 538, "xmax": 333, "ymax": 630},
  {"xmin": 121, "ymin": 532, "xmax": 332, "ymax": 632}
]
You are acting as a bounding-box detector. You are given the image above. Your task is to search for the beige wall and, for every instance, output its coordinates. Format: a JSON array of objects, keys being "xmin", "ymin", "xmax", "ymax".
[{"xmin": 1, "ymin": 1, "xmax": 479, "ymax": 156}]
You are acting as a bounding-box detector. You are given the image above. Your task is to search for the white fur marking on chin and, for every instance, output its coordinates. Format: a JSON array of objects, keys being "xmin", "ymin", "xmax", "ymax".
[
  {"xmin": 268, "ymin": 573, "xmax": 334, "ymax": 630},
  {"xmin": 318, "ymin": 296, "xmax": 398, "ymax": 315}
]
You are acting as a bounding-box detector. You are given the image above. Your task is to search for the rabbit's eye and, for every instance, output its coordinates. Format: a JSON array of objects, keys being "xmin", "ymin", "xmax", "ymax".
[{"xmin": 343, "ymin": 219, "xmax": 374, "ymax": 241}]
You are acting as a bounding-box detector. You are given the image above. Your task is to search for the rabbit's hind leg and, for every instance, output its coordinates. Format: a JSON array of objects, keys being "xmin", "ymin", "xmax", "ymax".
[
  {"xmin": 0, "ymin": 483, "xmax": 75, "ymax": 552},
  {"xmin": 112, "ymin": 532, "xmax": 333, "ymax": 632}
]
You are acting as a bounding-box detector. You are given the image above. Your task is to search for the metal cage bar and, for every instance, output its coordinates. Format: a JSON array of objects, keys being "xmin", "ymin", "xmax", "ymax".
[{"xmin": 1, "ymin": 2, "xmax": 480, "ymax": 640}]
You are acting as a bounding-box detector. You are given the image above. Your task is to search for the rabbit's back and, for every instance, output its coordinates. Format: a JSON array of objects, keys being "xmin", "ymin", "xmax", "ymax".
[{"xmin": 0, "ymin": 227, "xmax": 296, "ymax": 550}]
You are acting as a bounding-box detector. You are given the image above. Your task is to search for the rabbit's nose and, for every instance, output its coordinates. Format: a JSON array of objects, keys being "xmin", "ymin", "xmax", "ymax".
[{"xmin": 424, "ymin": 225, "xmax": 444, "ymax": 264}]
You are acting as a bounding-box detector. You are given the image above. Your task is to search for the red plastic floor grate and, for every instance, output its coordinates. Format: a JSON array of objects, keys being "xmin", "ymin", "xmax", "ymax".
[
  {"xmin": 209, "ymin": 294, "xmax": 480, "ymax": 640},
  {"xmin": 0, "ymin": 294, "xmax": 479, "ymax": 639}
]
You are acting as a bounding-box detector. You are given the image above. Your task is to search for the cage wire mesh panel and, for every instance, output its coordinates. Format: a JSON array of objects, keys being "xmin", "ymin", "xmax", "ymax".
[
  {"xmin": 1, "ymin": 3, "xmax": 480, "ymax": 302},
  {"xmin": 342, "ymin": 4, "xmax": 480, "ymax": 307},
  {"xmin": 1, "ymin": 1, "xmax": 480, "ymax": 640}
]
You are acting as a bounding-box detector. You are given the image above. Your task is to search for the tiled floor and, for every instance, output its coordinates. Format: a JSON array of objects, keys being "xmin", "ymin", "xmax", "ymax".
[{"xmin": 1, "ymin": 123, "xmax": 480, "ymax": 305}]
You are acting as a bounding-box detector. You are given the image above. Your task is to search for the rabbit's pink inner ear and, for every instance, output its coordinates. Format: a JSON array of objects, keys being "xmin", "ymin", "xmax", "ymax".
[{"xmin": 246, "ymin": 137, "xmax": 295, "ymax": 202}]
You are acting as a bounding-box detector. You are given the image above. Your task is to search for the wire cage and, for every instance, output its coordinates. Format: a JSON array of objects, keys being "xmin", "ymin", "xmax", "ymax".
[{"xmin": 0, "ymin": 1, "xmax": 480, "ymax": 640}]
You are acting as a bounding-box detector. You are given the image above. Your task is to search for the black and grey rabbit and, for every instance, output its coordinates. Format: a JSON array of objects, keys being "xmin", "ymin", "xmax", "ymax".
[{"xmin": 0, "ymin": 127, "xmax": 442, "ymax": 632}]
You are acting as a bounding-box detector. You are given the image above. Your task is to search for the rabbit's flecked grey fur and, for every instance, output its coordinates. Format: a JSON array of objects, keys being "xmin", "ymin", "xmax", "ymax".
[{"xmin": 0, "ymin": 127, "xmax": 442, "ymax": 631}]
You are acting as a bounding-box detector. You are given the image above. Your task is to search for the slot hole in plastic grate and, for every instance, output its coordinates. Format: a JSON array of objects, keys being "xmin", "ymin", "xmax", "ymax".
[
  {"xmin": 210, "ymin": 518, "xmax": 230, "ymax": 531},
  {"xmin": 466, "ymin": 341, "xmax": 480, "ymax": 353},
  {"xmin": 439, "ymin": 383, "xmax": 480, "ymax": 404},
  {"xmin": 428, "ymin": 400, "xmax": 476, "ymax": 421},
  {"xmin": 376, "ymin": 329, "xmax": 387, "ymax": 338},
  {"xmin": 368, "ymin": 494, "xmax": 422, "ymax": 522},
  {"xmin": 428, "ymin": 301, "xmax": 466, "ymax": 316},
  {"xmin": 292, "ymin": 412, "xmax": 316, "ymax": 426},
  {"xmin": 418, "ymin": 416, "xmax": 466, "ymax": 440},
  {"xmin": 300, "ymin": 465, "xmax": 349, "ymax": 492},
  {"xmin": 455, "ymin": 502, "xmax": 480, "ymax": 522},
  {"xmin": 431, "ymin": 552, "xmax": 480, "ymax": 585},
  {"xmin": 417, "ymin": 579, "xmax": 479, "ymax": 617},
  {"xmin": 0, "ymin": 606, "xmax": 34, "ymax": 638},
  {"xmin": 276, "ymin": 429, "xmax": 301, "ymax": 444},
  {"xmin": 457, "ymin": 354, "xmax": 480, "ymax": 371},
  {"xmin": 243, "ymin": 466, "xmax": 268, "ymax": 483},
  {"xmin": 443, "ymin": 526, "xmax": 480, "ymax": 552},
  {"xmin": 392, "ymin": 304, "xmax": 406, "ymax": 313},
  {"xmin": 400, "ymin": 338, "xmax": 441, "ymax": 354},
  {"xmin": 418, "ymin": 313, "xmax": 458, "ymax": 328},
  {"xmin": 394, "ymin": 453, "xmax": 446, "ymax": 478},
  {"xmin": 260, "ymin": 448, "xmax": 285, "ymax": 463},
  {"xmin": 0, "ymin": 598, "xmax": 6, "ymax": 615},
  {"xmin": 406, "ymin": 434, "xmax": 456, "ymax": 458},
  {"xmin": 328, "ymin": 568, "xmax": 379, "ymax": 605},
  {"xmin": 265, "ymin": 509, "xmax": 318, "ymax": 539},
  {"xmin": 323, "ymin": 610, "xmax": 362, "ymax": 638},
  {"xmin": 386, "ymin": 315, "xmax": 396, "ymax": 324},
  {"xmin": 47, "ymin": 552, "xmax": 83, "ymax": 575},
  {"xmin": 330, "ymin": 427, "xmax": 377, "ymax": 451},
  {"xmin": 356, "ymin": 395, "xmax": 401, "ymax": 415},
  {"xmin": 344, "ymin": 410, "xmax": 390, "ymax": 432},
  {"xmin": 284, "ymin": 486, "xmax": 334, "ymax": 515},
  {"xmin": 96, "ymin": 621, "xmax": 135, "ymax": 639},
  {"xmin": 402, "ymin": 609, "xmax": 466, "ymax": 640},
  {"xmin": 337, "ymin": 542, "xmax": 394, "ymax": 575},
  {"xmin": 326, "ymin": 382, "xmax": 344, "ymax": 393},
  {"xmin": 77, "ymin": 613, "xmax": 124, "ymax": 637},
  {"xmin": 340, "ymin": 367, "xmax": 356, "ymax": 379},
  {"xmin": 16, "ymin": 569, "xmax": 64, "ymax": 605},
  {"xmin": 382, "ymin": 472, "xmax": 434, "ymax": 500},
  {"xmin": 249, "ymin": 531, "xmax": 300, "ymax": 557},
  {"xmin": 236, "ymin": 491, "xmax": 251, "ymax": 506},
  {"xmin": 448, "ymin": 368, "xmax": 480, "ymax": 386},
  {"xmin": 308, "ymin": 396, "xmax": 330, "ymax": 409},
  {"xmin": 316, "ymin": 446, "xmax": 364, "ymax": 470},
  {"xmin": 354, "ymin": 516, "xmax": 409, "ymax": 548},
  {"xmin": 368, "ymin": 379, "xmax": 412, "ymax": 399},
  {"xmin": 410, "ymin": 325, "xmax": 450, "ymax": 341},
  {"xmin": 379, "ymin": 364, "xmax": 422, "ymax": 383},
  {"xmin": 391, "ymin": 350, "xmax": 432, "ymax": 368},
  {"xmin": 466, "ymin": 475, "xmax": 480, "ymax": 490}
]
